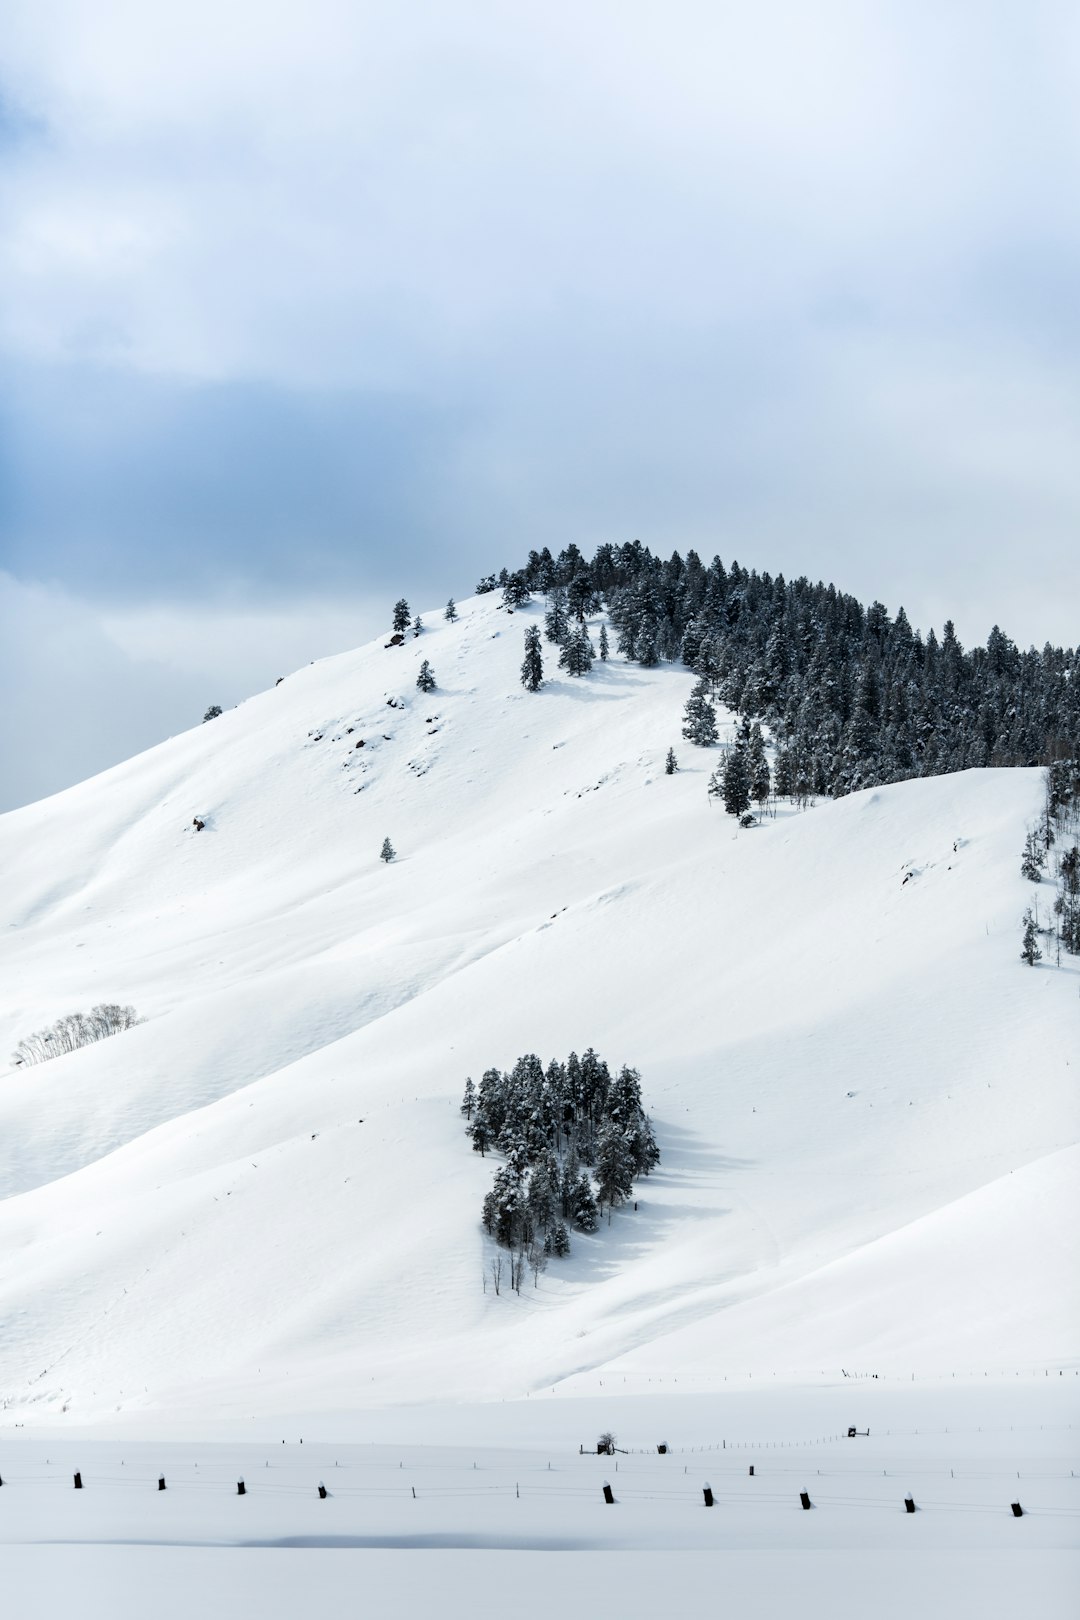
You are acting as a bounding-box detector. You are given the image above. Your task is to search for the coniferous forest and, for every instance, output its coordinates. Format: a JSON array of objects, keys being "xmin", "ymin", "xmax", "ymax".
[
  {"xmin": 461, "ymin": 1050, "xmax": 659, "ymax": 1289},
  {"xmin": 478, "ymin": 542, "xmax": 1078, "ymax": 799}
]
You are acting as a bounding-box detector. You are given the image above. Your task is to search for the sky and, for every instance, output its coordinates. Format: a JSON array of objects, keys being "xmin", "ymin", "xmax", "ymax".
[{"xmin": 2, "ymin": 1, "xmax": 1079, "ymax": 809}]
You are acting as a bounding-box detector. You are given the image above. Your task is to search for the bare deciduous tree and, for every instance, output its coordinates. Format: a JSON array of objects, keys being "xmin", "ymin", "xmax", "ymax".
[{"xmin": 11, "ymin": 1004, "xmax": 144, "ymax": 1069}]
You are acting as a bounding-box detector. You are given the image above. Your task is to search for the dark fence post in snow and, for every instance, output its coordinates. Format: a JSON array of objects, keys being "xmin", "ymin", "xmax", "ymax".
[
  {"xmin": 702, "ymin": 1485, "xmax": 714, "ymax": 1507},
  {"xmin": 657, "ymin": 1443, "xmax": 667, "ymax": 1454},
  {"xmin": 800, "ymin": 1491, "xmax": 812, "ymax": 1510},
  {"xmin": 318, "ymin": 1483, "xmax": 327, "ymax": 1499},
  {"xmin": 158, "ymin": 1476, "xmax": 166, "ymax": 1491},
  {"xmin": 749, "ymin": 1465, "xmax": 755, "ymax": 1476},
  {"xmin": 1011, "ymin": 1502, "xmax": 1023, "ymax": 1517},
  {"xmin": 237, "ymin": 1479, "xmax": 246, "ymax": 1496},
  {"xmin": 904, "ymin": 1497, "xmax": 915, "ymax": 1513},
  {"xmin": 73, "ymin": 1472, "xmax": 82, "ymax": 1490},
  {"xmin": 602, "ymin": 1482, "xmax": 614, "ymax": 1504}
]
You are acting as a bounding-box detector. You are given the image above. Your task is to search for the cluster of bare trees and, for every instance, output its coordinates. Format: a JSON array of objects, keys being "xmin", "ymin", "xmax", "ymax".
[{"xmin": 11, "ymin": 1003, "xmax": 144, "ymax": 1069}]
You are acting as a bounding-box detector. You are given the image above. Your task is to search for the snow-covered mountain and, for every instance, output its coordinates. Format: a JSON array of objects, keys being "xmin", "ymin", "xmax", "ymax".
[{"xmin": 0, "ymin": 592, "xmax": 1075, "ymax": 1424}]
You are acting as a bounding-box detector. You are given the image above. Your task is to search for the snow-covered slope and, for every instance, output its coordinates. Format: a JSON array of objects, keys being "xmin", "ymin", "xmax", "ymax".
[{"xmin": 0, "ymin": 594, "xmax": 1075, "ymax": 1422}]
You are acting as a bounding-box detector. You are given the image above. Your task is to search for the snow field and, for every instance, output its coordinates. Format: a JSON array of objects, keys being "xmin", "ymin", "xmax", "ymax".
[
  {"xmin": 0, "ymin": 593, "xmax": 1075, "ymax": 1423},
  {"xmin": 1, "ymin": 1387, "xmax": 1077, "ymax": 1618}
]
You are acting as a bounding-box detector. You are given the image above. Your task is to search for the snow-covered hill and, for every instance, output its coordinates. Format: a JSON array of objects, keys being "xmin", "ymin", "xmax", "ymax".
[{"xmin": 0, "ymin": 593, "xmax": 1076, "ymax": 1423}]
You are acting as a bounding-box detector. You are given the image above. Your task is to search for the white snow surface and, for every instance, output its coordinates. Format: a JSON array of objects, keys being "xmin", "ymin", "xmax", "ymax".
[{"xmin": 0, "ymin": 593, "xmax": 1076, "ymax": 1426}]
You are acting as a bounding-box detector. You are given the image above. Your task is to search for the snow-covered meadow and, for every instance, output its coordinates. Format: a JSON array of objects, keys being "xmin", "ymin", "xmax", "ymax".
[{"xmin": 0, "ymin": 592, "xmax": 1076, "ymax": 1611}]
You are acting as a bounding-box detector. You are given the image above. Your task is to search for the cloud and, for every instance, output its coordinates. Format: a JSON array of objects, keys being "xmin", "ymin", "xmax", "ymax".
[
  {"xmin": 0, "ymin": 573, "xmax": 386, "ymax": 812},
  {"xmin": 1, "ymin": 3, "xmax": 1078, "ymax": 804}
]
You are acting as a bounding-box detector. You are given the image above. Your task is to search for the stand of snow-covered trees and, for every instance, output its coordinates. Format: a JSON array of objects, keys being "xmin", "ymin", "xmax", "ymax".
[
  {"xmin": 1021, "ymin": 760, "xmax": 1080, "ymax": 963},
  {"xmin": 11, "ymin": 1003, "xmax": 143, "ymax": 1068},
  {"xmin": 475, "ymin": 542, "xmax": 1078, "ymax": 800},
  {"xmin": 461, "ymin": 1050, "xmax": 659, "ymax": 1281}
]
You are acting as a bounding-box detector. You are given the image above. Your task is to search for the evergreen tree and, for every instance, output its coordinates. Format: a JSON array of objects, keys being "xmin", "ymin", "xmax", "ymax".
[
  {"xmin": 570, "ymin": 1171, "xmax": 600, "ymax": 1232},
  {"xmin": 544, "ymin": 589, "xmax": 571, "ymax": 645},
  {"xmin": 634, "ymin": 615, "xmax": 661, "ymax": 667},
  {"xmin": 1021, "ymin": 829, "xmax": 1045, "ymax": 882},
  {"xmin": 1021, "ymin": 908, "xmax": 1042, "ymax": 965},
  {"xmin": 380, "ymin": 836, "xmax": 396, "ymax": 863},
  {"xmin": 598, "ymin": 622, "xmax": 610, "ymax": 661},
  {"xmin": 503, "ymin": 572, "xmax": 531, "ymax": 607},
  {"xmin": 682, "ymin": 679, "xmax": 717, "ymax": 746},
  {"xmin": 460, "ymin": 1077, "xmax": 476, "ymax": 1119},
  {"xmin": 445, "ymin": 598, "xmax": 458, "ymax": 621},
  {"xmin": 412, "ymin": 614, "xmax": 424, "ymax": 637},
  {"xmin": 665, "ymin": 746, "xmax": 678, "ymax": 774},
  {"xmin": 544, "ymin": 1221, "xmax": 571, "ymax": 1257},
  {"xmin": 748, "ymin": 722, "xmax": 771, "ymax": 809},
  {"xmin": 559, "ymin": 624, "xmax": 594, "ymax": 677},
  {"xmin": 521, "ymin": 624, "xmax": 545, "ymax": 692},
  {"xmin": 416, "ymin": 659, "xmax": 436, "ymax": 693},
  {"xmin": 595, "ymin": 1121, "xmax": 634, "ymax": 1212},
  {"xmin": 202, "ymin": 704, "xmax": 223, "ymax": 722},
  {"xmin": 392, "ymin": 598, "xmax": 411, "ymax": 633},
  {"xmin": 721, "ymin": 739, "xmax": 751, "ymax": 817}
]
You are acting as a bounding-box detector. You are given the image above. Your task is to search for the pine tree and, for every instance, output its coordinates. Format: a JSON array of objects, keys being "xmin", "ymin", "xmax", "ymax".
[
  {"xmin": 445, "ymin": 598, "xmax": 457, "ymax": 621},
  {"xmin": 380, "ymin": 836, "xmax": 396, "ymax": 863},
  {"xmin": 544, "ymin": 1221, "xmax": 571, "ymax": 1257},
  {"xmin": 544, "ymin": 589, "xmax": 571, "ymax": 645},
  {"xmin": 411, "ymin": 614, "xmax": 424, "ymax": 637},
  {"xmin": 721, "ymin": 740, "xmax": 751, "ymax": 817},
  {"xmin": 460, "ymin": 1077, "xmax": 476, "ymax": 1119},
  {"xmin": 392, "ymin": 599, "xmax": 411, "ymax": 634},
  {"xmin": 598, "ymin": 622, "xmax": 610, "ymax": 661},
  {"xmin": 634, "ymin": 615, "xmax": 661, "ymax": 667},
  {"xmin": 559, "ymin": 624, "xmax": 594, "ymax": 677},
  {"xmin": 665, "ymin": 746, "xmax": 678, "ymax": 775},
  {"xmin": 503, "ymin": 572, "xmax": 531, "ymax": 607},
  {"xmin": 682, "ymin": 679, "xmax": 717, "ymax": 746},
  {"xmin": 417, "ymin": 659, "xmax": 436, "ymax": 693},
  {"xmin": 570, "ymin": 1171, "xmax": 599, "ymax": 1232},
  {"xmin": 595, "ymin": 1121, "xmax": 634, "ymax": 1212},
  {"xmin": 521, "ymin": 624, "xmax": 545, "ymax": 692},
  {"xmin": 202, "ymin": 704, "xmax": 223, "ymax": 722},
  {"xmin": 1021, "ymin": 908, "xmax": 1042, "ymax": 965},
  {"xmin": 1021, "ymin": 829, "xmax": 1044, "ymax": 882},
  {"xmin": 748, "ymin": 722, "xmax": 771, "ymax": 809}
]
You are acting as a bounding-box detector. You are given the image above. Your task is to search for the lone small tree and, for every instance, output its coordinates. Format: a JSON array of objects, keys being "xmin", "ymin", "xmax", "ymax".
[
  {"xmin": 417, "ymin": 659, "xmax": 436, "ymax": 693},
  {"xmin": 444, "ymin": 598, "xmax": 458, "ymax": 622},
  {"xmin": 392, "ymin": 598, "xmax": 411, "ymax": 634},
  {"xmin": 411, "ymin": 614, "xmax": 424, "ymax": 637},
  {"xmin": 380, "ymin": 836, "xmax": 396, "ymax": 863},
  {"xmin": 203, "ymin": 705, "xmax": 223, "ymax": 722},
  {"xmin": 1021, "ymin": 908, "xmax": 1042, "ymax": 965},
  {"xmin": 665, "ymin": 746, "xmax": 678, "ymax": 775},
  {"xmin": 598, "ymin": 622, "xmax": 610, "ymax": 661},
  {"xmin": 521, "ymin": 624, "xmax": 544, "ymax": 692}
]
